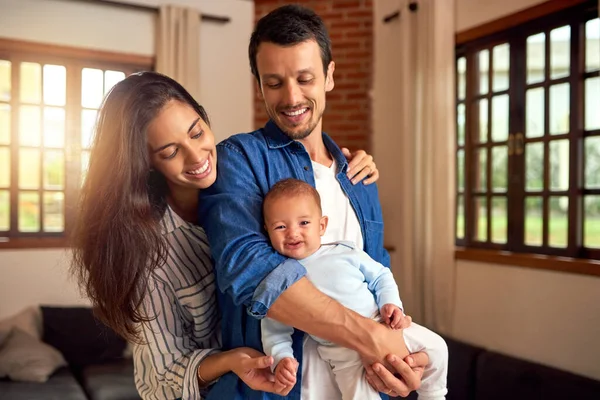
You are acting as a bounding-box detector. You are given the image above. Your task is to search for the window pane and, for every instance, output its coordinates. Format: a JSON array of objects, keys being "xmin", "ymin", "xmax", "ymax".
[
  {"xmin": 584, "ymin": 195, "xmax": 600, "ymax": 248},
  {"xmin": 549, "ymin": 83, "xmax": 570, "ymax": 135},
  {"xmin": 549, "ymin": 140, "xmax": 569, "ymax": 191},
  {"xmin": 525, "ymin": 196, "xmax": 543, "ymax": 246},
  {"xmin": 478, "ymin": 49, "xmax": 489, "ymax": 95},
  {"xmin": 457, "ymin": 149, "xmax": 465, "ymax": 191},
  {"xmin": 0, "ymin": 147, "xmax": 9, "ymax": 187},
  {"xmin": 19, "ymin": 105, "xmax": 41, "ymax": 146},
  {"xmin": 492, "ymin": 145, "xmax": 508, "ymax": 192},
  {"xmin": 43, "ymin": 107, "xmax": 65, "ymax": 148},
  {"xmin": 0, "ymin": 60, "xmax": 10, "ymax": 101},
  {"xmin": 474, "ymin": 197, "xmax": 487, "ymax": 242},
  {"xmin": 477, "ymin": 99, "xmax": 488, "ymax": 143},
  {"xmin": 43, "ymin": 192, "xmax": 64, "ymax": 232},
  {"xmin": 43, "ymin": 65, "xmax": 66, "ymax": 106},
  {"xmin": 457, "ymin": 57, "xmax": 466, "ymax": 100},
  {"xmin": 81, "ymin": 150, "xmax": 90, "ymax": 185},
  {"xmin": 0, "ymin": 104, "xmax": 9, "ymax": 145},
  {"xmin": 585, "ymin": 18, "xmax": 599, "ymax": 72},
  {"xmin": 525, "ymin": 142, "xmax": 544, "ymax": 191},
  {"xmin": 18, "ymin": 148, "xmax": 40, "ymax": 189},
  {"xmin": 474, "ymin": 148, "xmax": 487, "ymax": 191},
  {"xmin": 526, "ymin": 87, "xmax": 544, "ymax": 138},
  {"xmin": 457, "ymin": 194, "xmax": 464, "ymax": 239},
  {"xmin": 491, "ymin": 94, "xmax": 509, "ymax": 142},
  {"xmin": 104, "ymin": 70, "xmax": 125, "ymax": 95},
  {"xmin": 82, "ymin": 68, "xmax": 104, "ymax": 109},
  {"xmin": 81, "ymin": 109, "xmax": 97, "ymax": 149},
  {"xmin": 492, "ymin": 43, "xmax": 509, "ymax": 92},
  {"xmin": 0, "ymin": 190, "xmax": 8, "ymax": 230},
  {"xmin": 550, "ymin": 26, "xmax": 570, "ymax": 80},
  {"xmin": 20, "ymin": 62, "xmax": 42, "ymax": 104},
  {"xmin": 18, "ymin": 191, "xmax": 40, "ymax": 232},
  {"xmin": 585, "ymin": 77, "xmax": 600, "ymax": 131},
  {"xmin": 491, "ymin": 197, "xmax": 507, "ymax": 244},
  {"xmin": 585, "ymin": 137, "xmax": 600, "ymax": 189},
  {"xmin": 527, "ymin": 33, "xmax": 545, "ymax": 84},
  {"xmin": 549, "ymin": 196, "xmax": 568, "ymax": 248},
  {"xmin": 43, "ymin": 151, "xmax": 64, "ymax": 190},
  {"xmin": 457, "ymin": 104, "xmax": 465, "ymax": 146}
]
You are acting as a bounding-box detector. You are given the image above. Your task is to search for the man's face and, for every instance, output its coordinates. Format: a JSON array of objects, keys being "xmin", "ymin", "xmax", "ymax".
[{"xmin": 255, "ymin": 40, "xmax": 335, "ymax": 140}]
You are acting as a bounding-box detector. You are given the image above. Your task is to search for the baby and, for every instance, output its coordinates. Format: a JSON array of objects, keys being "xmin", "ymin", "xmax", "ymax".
[{"xmin": 260, "ymin": 178, "xmax": 448, "ymax": 400}]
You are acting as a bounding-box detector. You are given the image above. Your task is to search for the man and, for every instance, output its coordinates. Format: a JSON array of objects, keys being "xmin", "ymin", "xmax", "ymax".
[{"xmin": 199, "ymin": 5, "xmax": 428, "ymax": 399}]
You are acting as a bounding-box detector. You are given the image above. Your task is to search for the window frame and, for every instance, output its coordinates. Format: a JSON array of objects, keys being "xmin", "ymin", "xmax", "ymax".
[
  {"xmin": 0, "ymin": 38, "xmax": 153, "ymax": 249},
  {"xmin": 454, "ymin": 0, "xmax": 600, "ymax": 275}
]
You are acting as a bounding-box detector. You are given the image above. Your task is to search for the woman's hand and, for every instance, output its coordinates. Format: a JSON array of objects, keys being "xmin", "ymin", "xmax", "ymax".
[
  {"xmin": 366, "ymin": 352, "xmax": 429, "ymax": 398},
  {"xmin": 342, "ymin": 148, "xmax": 379, "ymax": 185},
  {"xmin": 229, "ymin": 347, "xmax": 294, "ymax": 396}
]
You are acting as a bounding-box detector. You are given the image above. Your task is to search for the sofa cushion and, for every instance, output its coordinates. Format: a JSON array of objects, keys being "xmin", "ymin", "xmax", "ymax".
[
  {"xmin": 475, "ymin": 350, "xmax": 600, "ymax": 400},
  {"xmin": 80, "ymin": 359, "xmax": 140, "ymax": 400},
  {"xmin": 0, "ymin": 367, "xmax": 87, "ymax": 400},
  {"xmin": 445, "ymin": 336, "xmax": 484, "ymax": 400},
  {"xmin": 0, "ymin": 328, "xmax": 66, "ymax": 383},
  {"xmin": 41, "ymin": 306, "xmax": 127, "ymax": 368}
]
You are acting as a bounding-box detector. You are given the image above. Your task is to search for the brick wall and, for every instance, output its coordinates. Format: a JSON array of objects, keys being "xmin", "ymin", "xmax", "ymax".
[{"xmin": 253, "ymin": 0, "xmax": 373, "ymax": 151}]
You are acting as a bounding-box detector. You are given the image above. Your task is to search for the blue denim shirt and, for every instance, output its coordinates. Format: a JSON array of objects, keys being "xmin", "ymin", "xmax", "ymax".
[{"xmin": 199, "ymin": 120, "xmax": 390, "ymax": 400}]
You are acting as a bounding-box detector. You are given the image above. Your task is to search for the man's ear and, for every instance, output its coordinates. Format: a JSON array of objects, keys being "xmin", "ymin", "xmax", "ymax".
[
  {"xmin": 320, "ymin": 215, "xmax": 329, "ymax": 236},
  {"xmin": 325, "ymin": 61, "xmax": 335, "ymax": 92},
  {"xmin": 255, "ymin": 79, "xmax": 264, "ymax": 100}
]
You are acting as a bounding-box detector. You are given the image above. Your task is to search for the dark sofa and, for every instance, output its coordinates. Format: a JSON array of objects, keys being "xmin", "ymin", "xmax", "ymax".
[
  {"xmin": 402, "ymin": 335, "xmax": 600, "ymax": 400},
  {"xmin": 0, "ymin": 306, "xmax": 139, "ymax": 400}
]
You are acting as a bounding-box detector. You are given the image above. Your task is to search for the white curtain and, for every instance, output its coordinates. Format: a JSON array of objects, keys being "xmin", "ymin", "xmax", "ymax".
[
  {"xmin": 373, "ymin": 0, "xmax": 456, "ymax": 334},
  {"xmin": 155, "ymin": 5, "xmax": 201, "ymax": 100}
]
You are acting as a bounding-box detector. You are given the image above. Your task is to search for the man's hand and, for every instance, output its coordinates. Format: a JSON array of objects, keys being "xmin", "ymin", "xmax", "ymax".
[
  {"xmin": 380, "ymin": 304, "xmax": 404, "ymax": 329},
  {"xmin": 366, "ymin": 352, "xmax": 428, "ymax": 398},
  {"xmin": 274, "ymin": 357, "xmax": 298, "ymax": 391}
]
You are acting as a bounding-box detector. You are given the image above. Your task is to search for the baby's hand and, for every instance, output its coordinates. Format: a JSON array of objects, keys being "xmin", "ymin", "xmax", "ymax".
[
  {"xmin": 381, "ymin": 304, "xmax": 404, "ymax": 329},
  {"xmin": 275, "ymin": 357, "xmax": 298, "ymax": 388}
]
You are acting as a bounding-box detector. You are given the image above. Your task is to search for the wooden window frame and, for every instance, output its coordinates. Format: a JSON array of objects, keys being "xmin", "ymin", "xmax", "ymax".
[
  {"xmin": 0, "ymin": 38, "xmax": 153, "ymax": 249},
  {"xmin": 454, "ymin": 0, "xmax": 600, "ymax": 276}
]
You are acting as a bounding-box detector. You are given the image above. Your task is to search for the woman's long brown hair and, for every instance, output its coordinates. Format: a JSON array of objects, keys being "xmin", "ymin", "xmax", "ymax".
[{"xmin": 71, "ymin": 72, "xmax": 209, "ymax": 342}]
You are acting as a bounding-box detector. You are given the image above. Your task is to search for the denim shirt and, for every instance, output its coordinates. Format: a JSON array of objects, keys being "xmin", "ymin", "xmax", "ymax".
[{"xmin": 199, "ymin": 120, "xmax": 390, "ymax": 400}]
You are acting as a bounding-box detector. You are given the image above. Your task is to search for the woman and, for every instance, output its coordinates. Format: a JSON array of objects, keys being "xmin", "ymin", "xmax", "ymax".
[{"xmin": 71, "ymin": 71, "xmax": 380, "ymax": 399}]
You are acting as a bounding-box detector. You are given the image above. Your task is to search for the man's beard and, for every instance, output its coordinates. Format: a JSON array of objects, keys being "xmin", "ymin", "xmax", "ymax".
[{"xmin": 269, "ymin": 107, "xmax": 323, "ymax": 141}]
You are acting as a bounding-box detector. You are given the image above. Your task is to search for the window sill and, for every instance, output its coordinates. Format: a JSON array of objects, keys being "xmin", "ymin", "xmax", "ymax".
[
  {"xmin": 0, "ymin": 237, "xmax": 69, "ymax": 250},
  {"xmin": 455, "ymin": 247, "xmax": 600, "ymax": 277}
]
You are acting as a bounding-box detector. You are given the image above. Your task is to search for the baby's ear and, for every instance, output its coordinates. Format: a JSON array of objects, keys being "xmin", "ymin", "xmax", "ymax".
[{"xmin": 320, "ymin": 215, "xmax": 329, "ymax": 236}]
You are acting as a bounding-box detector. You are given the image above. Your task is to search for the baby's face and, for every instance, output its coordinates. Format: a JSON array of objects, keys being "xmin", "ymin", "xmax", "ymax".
[{"xmin": 264, "ymin": 194, "xmax": 328, "ymax": 259}]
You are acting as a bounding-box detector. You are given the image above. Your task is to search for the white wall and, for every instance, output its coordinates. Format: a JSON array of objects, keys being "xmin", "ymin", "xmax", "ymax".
[
  {"xmin": 0, "ymin": 0, "xmax": 254, "ymax": 319},
  {"xmin": 374, "ymin": 0, "xmax": 600, "ymax": 382}
]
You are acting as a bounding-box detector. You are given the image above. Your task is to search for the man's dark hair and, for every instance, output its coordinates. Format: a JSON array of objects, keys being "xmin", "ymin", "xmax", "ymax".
[{"xmin": 249, "ymin": 4, "xmax": 332, "ymax": 83}]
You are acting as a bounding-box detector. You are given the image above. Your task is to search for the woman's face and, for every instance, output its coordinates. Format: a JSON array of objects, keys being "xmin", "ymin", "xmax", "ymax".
[{"xmin": 146, "ymin": 100, "xmax": 217, "ymax": 191}]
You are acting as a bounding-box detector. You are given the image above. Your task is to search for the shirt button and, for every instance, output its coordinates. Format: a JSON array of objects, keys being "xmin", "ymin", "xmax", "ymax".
[{"xmin": 304, "ymin": 166, "xmax": 309, "ymax": 171}]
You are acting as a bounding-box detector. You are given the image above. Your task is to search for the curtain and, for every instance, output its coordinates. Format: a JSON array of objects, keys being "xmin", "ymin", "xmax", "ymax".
[
  {"xmin": 373, "ymin": 0, "xmax": 456, "ymax": 334},
  {"xmin": 155, "ymin": 5, "xmax": 201, "ymax": 100}
]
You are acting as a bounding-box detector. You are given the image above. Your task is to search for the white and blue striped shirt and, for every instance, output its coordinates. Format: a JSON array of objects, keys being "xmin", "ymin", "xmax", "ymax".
[{"xmin": 133, "ymin": 206, "xmax": 221, "ymax": 400}]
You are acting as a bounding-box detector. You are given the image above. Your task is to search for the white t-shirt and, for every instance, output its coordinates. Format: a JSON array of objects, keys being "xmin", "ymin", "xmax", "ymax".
[
  {"xmin": 311, "ymin": 159, "xmax": 363, "ymax": 250},
  {"xmin": 302, "ymin": 158, "xmax": 365, "ymax": 399}
]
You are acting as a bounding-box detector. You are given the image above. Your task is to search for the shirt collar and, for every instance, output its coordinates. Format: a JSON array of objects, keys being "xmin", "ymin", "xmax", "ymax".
[
  {"xmin": 263, "ymin": 120, "xmax": 349, "ymax": 174},
  {"xmin": 161, "ymin": 205, "xmax": 193, "ymax": 234}
]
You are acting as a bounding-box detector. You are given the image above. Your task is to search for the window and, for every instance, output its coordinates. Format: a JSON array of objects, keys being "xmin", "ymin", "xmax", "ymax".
[
  {"xmin": 0, "ymin": 39, "xmax": 151, "ymax": 248},
  {"xmin": 455, "ymin": 1, "xmax": 599, "ymax": 264}
]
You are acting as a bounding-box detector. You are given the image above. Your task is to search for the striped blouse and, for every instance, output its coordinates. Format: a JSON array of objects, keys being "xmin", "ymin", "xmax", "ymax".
[{"xmin": 133, "ymin": 206, "xmax": 221, "ymax": 400}]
